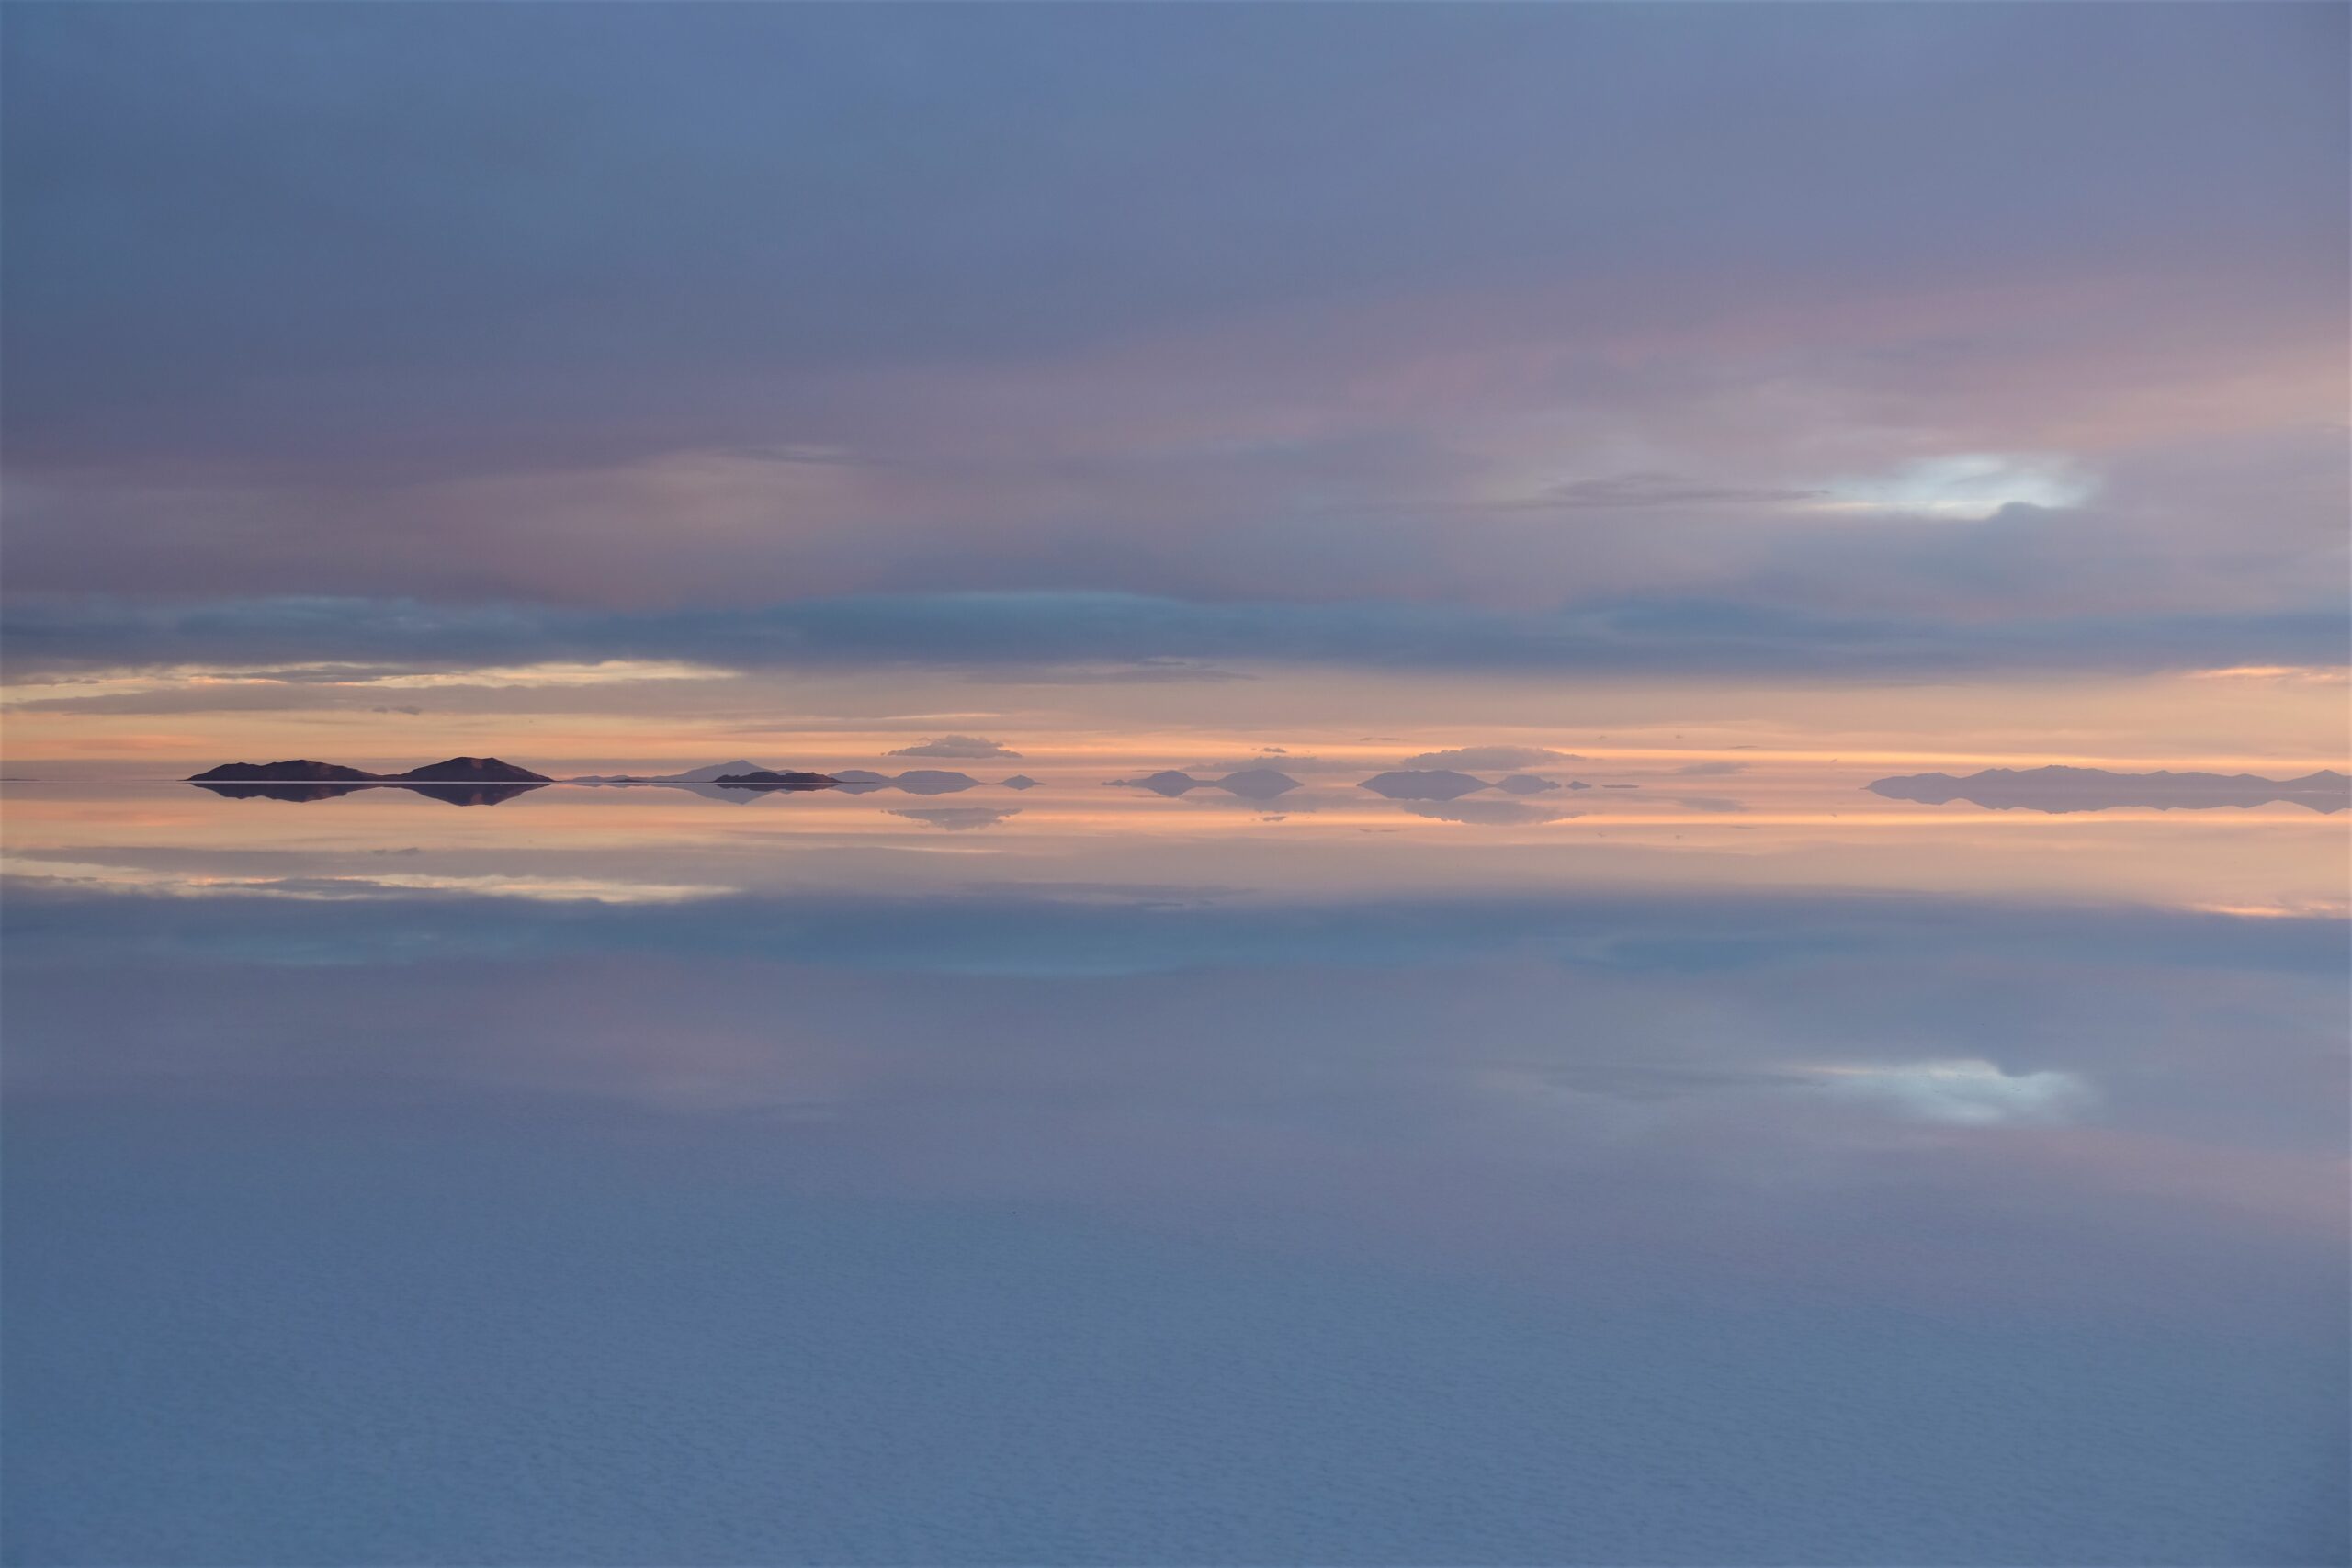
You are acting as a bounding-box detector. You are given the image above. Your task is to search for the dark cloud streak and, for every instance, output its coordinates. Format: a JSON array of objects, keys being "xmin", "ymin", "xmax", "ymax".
[{"xmin": 4, "ymin": 592, "xmax": 2341, "ymax": 684}]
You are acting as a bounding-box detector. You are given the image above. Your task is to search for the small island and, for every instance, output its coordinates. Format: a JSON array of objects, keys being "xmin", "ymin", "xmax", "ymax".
[
  {"xmin": 180, "ymin": 757, "xmax": 1034, "ymax": 804},
  {"xmin": 712, "ymin": 770, "xmax": 840, "ymax": 789},
  {"xmin": 189, "ymin": 757, "xmax": 551, "ymax": 784},
  {"xmin": 820, "ymin": 770, "xmax": 982, "ymax": 795},
  {"xmin": 186, "ymin": 757, "xmax": 554, "ymax": 806},
  {"xmin": 1359, "ymin": 770, "xmax": 1495, "ymax": 801}
]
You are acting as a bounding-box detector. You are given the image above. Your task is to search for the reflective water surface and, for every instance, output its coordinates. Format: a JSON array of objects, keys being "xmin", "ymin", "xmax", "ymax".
[{"xmin": 5, "ymin": 768, "xmax": 2346, "ymax": 1563}]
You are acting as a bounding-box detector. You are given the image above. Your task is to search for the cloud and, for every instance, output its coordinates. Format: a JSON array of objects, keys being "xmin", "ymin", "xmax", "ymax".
[
  {"xmin": 338, "ymin": 660, "xmax": 729, "ymax": 690},
  {"xmin": 887, "ymin": 806, "xmax": 1022, "ymax": 831},
  {"xmin": 1797, "ymin": 1058, "xmax": 2096, "ymax": 1127},
  {"xmin": 965, "ymin": 660, "xmax": 1254, "ymax": 686},
  {"xmin": 4, "ymin": 592, "xmax": 2343, "ymax": 685},
  {"xmin": 1513, "ymin": 474, "xmax": 1825, "ymax": 512},
  {"xmin": 1673, "ymin": 761, "xmax": 1745, "ymax": 776},
  {"xmin": 1, "ymin": 857, "xmax": 730, "ymax": 906},
  {"xmin": 2, "ymin": 658, "xmax": 728, "ymax": 713},
  {"xmin": 11, "ymin": 6, "xmax": 2334, "ymax": 481},
  {"xmin": 1398, "ymin": 745, "xmax": 1583, "ymax": 770},
  {"xmin": 1, "ymin": 5, "xmax": 2340, "ymax": 650},
  {"xmin": 888, "ymin": 734, "xmax": 1022, "ymax": 760},
  {"xmin": 1815, "ymin": 454, "xmax": 2098, "ymax": 519},
  {"xmin": 1396, "ymin": 799, "xmax": 1581, "ymax": 828},
  {"xmin": 2188, "ymin": 665, "xmax": 2351, "ymax": 685},
  {"xmin": 9, "ymin": 876, "xmax": 2338, "ymax": 990}
]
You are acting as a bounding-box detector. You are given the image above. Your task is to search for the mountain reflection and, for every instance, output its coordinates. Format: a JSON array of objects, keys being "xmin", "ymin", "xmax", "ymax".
[
  {"xmin": 195, "ymin": 781, "xmax": 550, "ymax": 807},
  {"xmin": 1870, "ymin": 766, "xmax": 2350, "ymax": 814}
]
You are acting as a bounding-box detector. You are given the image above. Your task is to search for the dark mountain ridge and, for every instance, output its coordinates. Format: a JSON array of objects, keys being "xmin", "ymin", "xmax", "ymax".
[
  {"xmin": 569, "ymin": 761, "xmax": 774, "ymax": 784},
  {"xmin": 186, "ymin": 760, "xmax": 379, "ymax": 783},
  {"xmin": 712, "ymin": 770, "xmax": 840, "ymax": 788},
  {"xmin": 819, "ymin": 769, "xmax": 982, "ymax": 795},
  {"xmin": 1359, "ymin": 770, "xmax": 1493, "ymax": 801},
  {"xmin": 189, "ymin": 757, "xmax": 550, "ymax": 784}
]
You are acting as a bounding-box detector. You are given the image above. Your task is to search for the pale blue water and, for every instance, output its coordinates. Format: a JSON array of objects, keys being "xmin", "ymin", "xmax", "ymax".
[{"xmin": 4, "ymin": 782, "xmax": 2346, "ymax": 1563}]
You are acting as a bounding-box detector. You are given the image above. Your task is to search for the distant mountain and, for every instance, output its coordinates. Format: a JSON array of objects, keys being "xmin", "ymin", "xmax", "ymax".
[
  {"xmin": 712, "ymin": 769, "xmax": 840, "ymax": 789},
  {"xmin": 187, "ymin": 760, "xmax": 379, "ymax": 783},
  {"xmin": 819, "ymin": 769, "xmax": 980, "ymax": 795},
  {"xmin": 188, "ymin": 756, "xmax": 549, "ymax": 784},
  {"xmin": 889, "ymin": 770, "xmax": 981, "ymax": 795},
  {"xmin": 666, "ymin": 760, "xmax": 771, "ymax": 783},
  {"xmin": 1000, "ymin": 775, "xmax": 1043, "ymax": 790},
  {"xmin": 570, "ymin": 760, "xmax": 775, "ymax": 784},
  {"xmin": 1495, "ymin": 774, "xmax": 1560, "ymax": 795},
  {"xmin": 1359, "ymin": 770, "xmax": 1492, "ymax": 801},
  {"xmin": 387, "ymin": 757, "xmax": 551, "ymax": 784},
  {"xmin": 1213, "ymin": 769, "xmax": 1300, "ymax": 799},
  {"xmin": 1111, "ymin": 771, "xmax": 1206, "ymax": 796},
  {"xmin": 1869, "ymin": 766, "xmax": 2351, "ymax": 815}
]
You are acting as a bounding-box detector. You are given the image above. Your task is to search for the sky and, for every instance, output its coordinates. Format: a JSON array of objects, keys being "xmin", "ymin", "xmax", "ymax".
[{"xmin": 2, "ymin": 4, "xmax": 2346, "ymax": 768}]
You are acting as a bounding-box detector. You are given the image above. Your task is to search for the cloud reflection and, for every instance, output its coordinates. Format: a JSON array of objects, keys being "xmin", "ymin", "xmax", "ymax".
[
  {"xmin": 2, "ymin": 858, "xmax": 731, "ymax": 905},
  {"xmin": 1797, "ymin": 1058, "xmax": 2097, "ymax": 1127}
]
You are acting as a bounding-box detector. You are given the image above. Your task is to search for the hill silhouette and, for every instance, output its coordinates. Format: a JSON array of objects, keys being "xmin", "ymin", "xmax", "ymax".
[
  {"xmin": 1359, "ymin": 770, "xmax": 1492, "ymax": 801},
  {"xmin": 711, "ymin": 770, "xmax": 840, "ymax": 789},
  {"xmin": 569, "ymin": 761, "xmax": 775, "ymax": 784},
  {"xmin": 187, "ymin": 760, "xmax": 379, "ymax": 783},
  {"xmin": 390, "ymin": 758, "xmax": 550, "ymax": 784},
  {"xmin": 774, "ymin": 769, "xmax": 980, "ymax": 795},
  {"xmin": 189, "ymin": 756, "xmax": 550, "ymax": 784},
  {"xmin": 1215, "ymin": 768, "xmax": 1301, "ymax": 800}
]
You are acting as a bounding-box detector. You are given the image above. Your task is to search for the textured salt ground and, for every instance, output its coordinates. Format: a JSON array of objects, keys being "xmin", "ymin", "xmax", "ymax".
[{"xmin": 7, "ymin": 1103, "xmax": 2344, "ymax": 1567}]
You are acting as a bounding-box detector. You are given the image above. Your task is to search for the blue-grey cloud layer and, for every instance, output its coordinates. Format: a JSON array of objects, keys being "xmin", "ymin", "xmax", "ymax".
[
  {"xmin": 3, "ymin": 5, "xmax": 2343, "ymax": 674},
  {"xmin": 5, "ymin": 592, "xmax": 2342, "ymax": 685},
  {"xmin": 7, "ymin": 6, "xmax": 2336, "ymax": 459}
]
